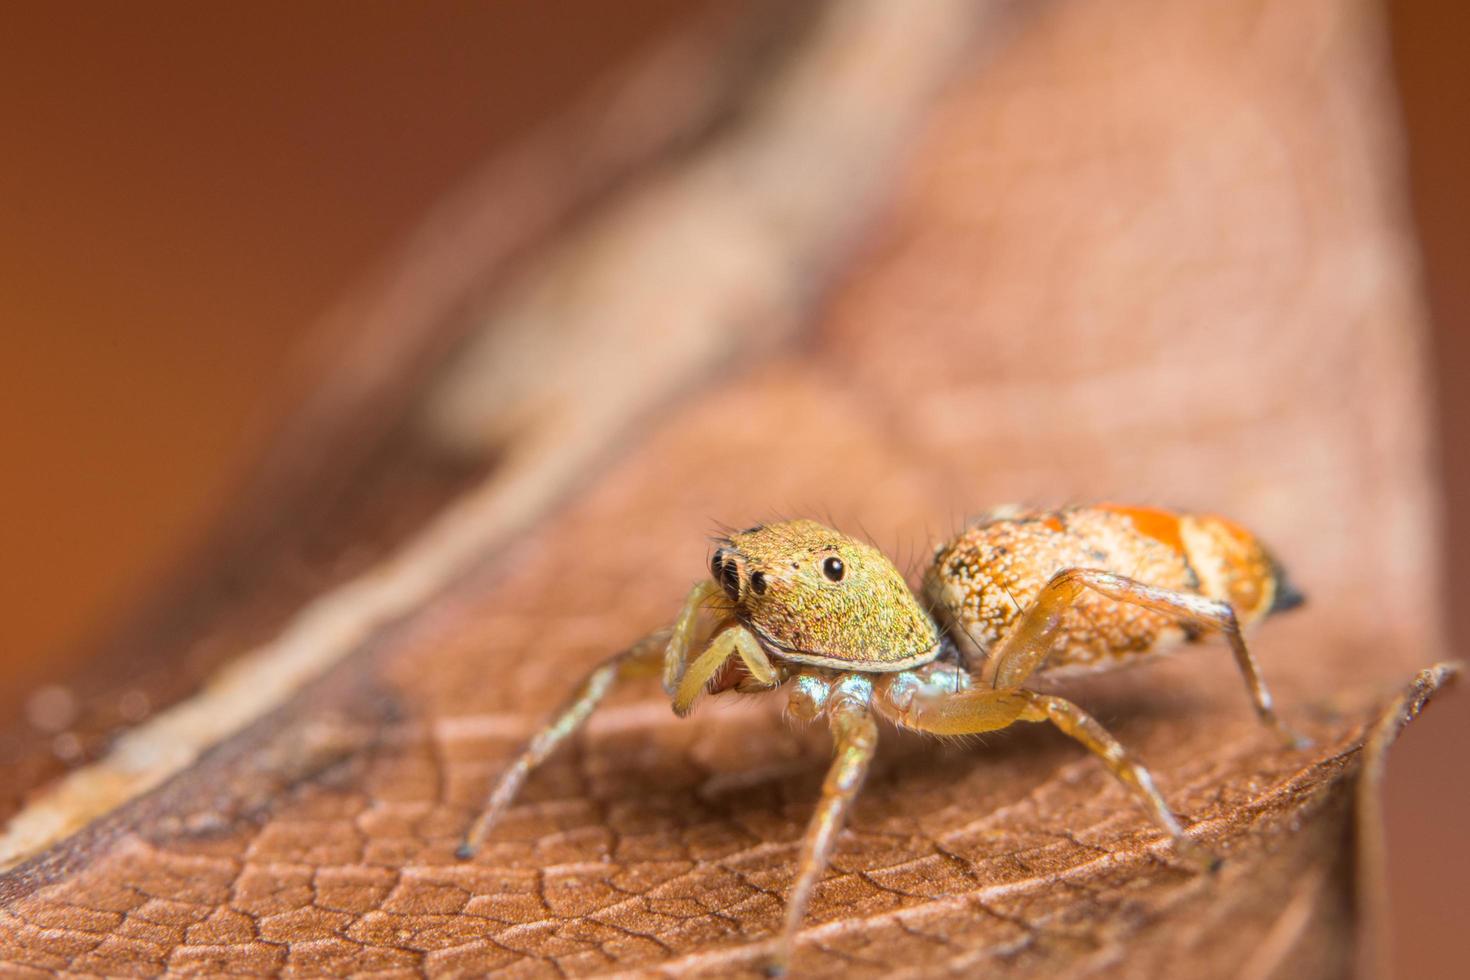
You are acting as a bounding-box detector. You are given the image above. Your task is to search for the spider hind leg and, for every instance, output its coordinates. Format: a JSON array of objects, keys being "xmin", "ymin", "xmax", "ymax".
[{"xmin": 988, "ymin": 567, "xmax": 1308, "ymax": 748}]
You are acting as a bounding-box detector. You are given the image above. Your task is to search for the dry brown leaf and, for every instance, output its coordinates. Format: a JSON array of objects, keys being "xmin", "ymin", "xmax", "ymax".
[{"xmin": 0, "ymin": 0, "xmax": 1454, "ymax": 977}]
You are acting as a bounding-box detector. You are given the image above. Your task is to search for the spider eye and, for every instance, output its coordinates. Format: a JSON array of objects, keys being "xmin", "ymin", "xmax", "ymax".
[
  {"xmin": 712, "ymin": 549, "xmax": 741, "ymax": 599},
  {"xmin": 750, "ymin": 571, "xmax": 768, "ymax": 595},
  {"xmin": 822, "ymin": 556, "xmax": 845, "ymax": 582}
]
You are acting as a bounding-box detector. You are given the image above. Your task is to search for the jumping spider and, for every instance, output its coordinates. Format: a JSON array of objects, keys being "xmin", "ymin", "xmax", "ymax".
[{"xmin": 458, "ymin": 505, "xmax": 1308, "ymax": 975}]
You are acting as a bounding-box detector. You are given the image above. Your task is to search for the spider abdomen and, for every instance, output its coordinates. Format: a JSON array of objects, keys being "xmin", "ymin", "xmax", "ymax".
[{"xmin": 923, "ymin": 505, "xmax": 1299, "ymax": 676}]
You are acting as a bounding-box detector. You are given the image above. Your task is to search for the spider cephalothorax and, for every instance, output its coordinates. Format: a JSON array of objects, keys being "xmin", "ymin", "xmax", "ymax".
[
  {"xmin": 460, "ymin": 507, "xmax": 1309, "ymax": 975},
  {"xmin": 711, "ymin": 519, "xmax": 940, "ymax": 670}
]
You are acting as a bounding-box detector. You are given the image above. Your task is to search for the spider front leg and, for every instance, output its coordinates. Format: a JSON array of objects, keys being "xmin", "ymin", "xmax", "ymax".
[
  {"xmin": 873, "ymin": 677, "xmax": 1214, "ymax": 869},
  {"xmin": 771, "ymin": 675, "xmax": 879, "ymax": 977},
  {"xmin": 988, "ymin": 568, "xmax": 1308, "ymax": 747},
  {"xmin": 663, "ymin": 580, "xmax": 722, "ymax": 693},
  {"xmin": 671, "ymin": 623, "xmax": 778, "ymax": 716},
  {"xmin": 457, "ymin": 629, "xmax": 667, "ymax": 859}
]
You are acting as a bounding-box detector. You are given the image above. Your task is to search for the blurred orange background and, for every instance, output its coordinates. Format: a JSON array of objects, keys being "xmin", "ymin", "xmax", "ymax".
[
  {"xmin": 1, "ymin": 2, "xmax": 1463, "ymax": 973},
  {"xmin": 0, "ymin": 0, "xmax": 697, "ymax": 697}
]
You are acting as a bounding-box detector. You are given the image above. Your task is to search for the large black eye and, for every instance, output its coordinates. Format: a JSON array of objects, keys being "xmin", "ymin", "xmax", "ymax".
[
  {"xmin": 822, "ymin": 556, "xmax": 845, "ymax": 582},
  {"xmin": 712, "ymin": 549, "xmax": 741, "ymax": 599},
  {"xmin": 750, "ymin": 571, "xmax": 768, "ymax": 595}
]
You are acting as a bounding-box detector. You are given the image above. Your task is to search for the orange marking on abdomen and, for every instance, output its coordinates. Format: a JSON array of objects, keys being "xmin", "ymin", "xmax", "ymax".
[
  {"xmin": 1095, "ymin": 504, "xmax": 1185, "ymax": 553},
  {"xmin": 1201, "ymin": 513, "xmax": 1258, "ymax": 548}
]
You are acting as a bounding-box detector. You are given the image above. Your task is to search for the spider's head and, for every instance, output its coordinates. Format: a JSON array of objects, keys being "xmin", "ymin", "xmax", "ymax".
[{"xmin": 708, "ymin": 520, "xmax": 940, "ymax": 670}]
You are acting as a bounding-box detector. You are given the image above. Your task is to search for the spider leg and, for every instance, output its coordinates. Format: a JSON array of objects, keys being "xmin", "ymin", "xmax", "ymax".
[
  {"xmin": 770, "ymin": 682, "xmax": 878, "ymax": 977},
  {"xmin": 988, "ymin": 568, "xmax": 1307, "ymax": 747},
  {"xmin": 872, "ymin": 678, "xmax": 1212, "ymax": 870},
  {"xmin": 1017, "ymin": 691, "xmax": 1215, "ymax": 870},
  {"xmin": 671, "ymin": 624, "xmax": 776, "ymax": 717},
  {"xmin": 873, "ymin": 674, "xmax": 1032, "ymax": 735},
  {"xmin": 457, "ymin": 630, "xmax": 666, "ymax": 859},
  {"xmin": 663, "ymin": 580, "xmax": 722, "ymax": 693}
]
